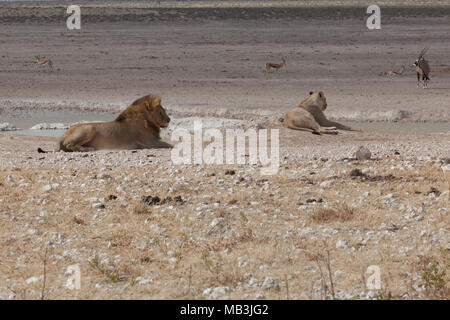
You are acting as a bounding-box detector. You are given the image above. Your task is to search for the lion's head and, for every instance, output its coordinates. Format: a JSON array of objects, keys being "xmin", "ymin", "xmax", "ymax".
[
  {"xmin": 301, "ymin": 91, "xmax": 327, "ymax": 111},
  {"xmin": 116, "ymin": 95, "xmax": 170, "ymax": 130}
]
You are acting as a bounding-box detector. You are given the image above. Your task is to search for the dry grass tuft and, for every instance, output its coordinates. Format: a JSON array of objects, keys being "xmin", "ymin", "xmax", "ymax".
[
  {"xmin": 310, "ymin": 204, "xmax": 357, "ymax": 223},
  {"xmin": 107, "ymin": 230, "xmax": 133, "ymax": 248},
  {"xmin": 132, "ymin": 202, "xmax": 152, "ymax": 215},
  {"xmin": 200, "ymin": 228, "xmax": 254, "ymax": 252}
]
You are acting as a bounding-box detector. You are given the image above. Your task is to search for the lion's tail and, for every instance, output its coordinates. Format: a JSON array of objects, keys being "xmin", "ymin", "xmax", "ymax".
[{"xmin": 37, "ymin": 139, "xmax": 66, "ymax": 153}]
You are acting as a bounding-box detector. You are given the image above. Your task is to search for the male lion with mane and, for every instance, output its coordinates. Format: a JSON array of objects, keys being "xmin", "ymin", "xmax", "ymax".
[
  {"xmin": 284, "ymin": 91, "xmax": 353, "ymax": 135},
  {"xmin": 57, "ymin": 95, "xmax": 171, "ymax": 152}
]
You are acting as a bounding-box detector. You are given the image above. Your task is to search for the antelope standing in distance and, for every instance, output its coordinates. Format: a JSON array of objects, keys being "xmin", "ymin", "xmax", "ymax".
[
  {"xmin": 35, "ymin": 56, "xmax": 53, "ymax": 69},
  {"xmin": 384, "ymin": 64, "xmax": 405, "ymax": 76},
  {"xmin": 265, "ymin": 58, "xmax": 286, "ymax": 72},
  {"xmin": 412, "ymin": 47, "xmax": 430, "ymax": 88}
]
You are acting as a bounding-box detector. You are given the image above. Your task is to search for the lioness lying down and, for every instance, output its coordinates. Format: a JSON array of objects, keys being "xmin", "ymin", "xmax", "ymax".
[
  {"xmin": 58, "ymin": 95, "xmax": 171, "ymax": 152},
  {"xmin": 284, "ymin": 91, "xmax": 353, "ymax": 135}
]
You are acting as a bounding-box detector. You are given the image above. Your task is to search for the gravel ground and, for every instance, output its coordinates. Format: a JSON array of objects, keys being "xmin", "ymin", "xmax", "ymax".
[{"xmin": 0, "ymin": 144, "xmax": 449, "ymax": 299}]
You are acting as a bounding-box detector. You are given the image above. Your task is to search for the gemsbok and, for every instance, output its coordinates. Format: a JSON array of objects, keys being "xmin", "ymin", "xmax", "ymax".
[{"xmin": 412, "ymin": 48, "xmax": 430, "ymax": 88}]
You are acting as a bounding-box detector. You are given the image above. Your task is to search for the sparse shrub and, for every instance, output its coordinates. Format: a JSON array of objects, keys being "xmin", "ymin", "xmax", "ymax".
[
  {"xmin": 108, "ymin": 230, "xmax": 133, "ymax": 248},
  {"xmin": 420, "ymin": 260, "xmax": 449, "ymax": 299},
  {"xmin": 200, "ymin": 250, "xmax": 238, "ymax": 286},
  {"xmin": 200, "ymin": 229, "xmax": 254, "ymax": 252},
  {"xmin": 88, "ymin": 254, "xmax": 131, "ymax": 284},
  {"xmin": 73, "ymin": 216, "xmax": 85, "ymax": 225},
  {"xmin": 239, "ymin": 212, "xmax": 248, "ymax": 227},
  {"xmin": 294, "ymin": 237, "xmax": 307, "ymax": 249},
  {"xmin": 375, "ymin": 290, "xmax": 397, "ymax": 300}
]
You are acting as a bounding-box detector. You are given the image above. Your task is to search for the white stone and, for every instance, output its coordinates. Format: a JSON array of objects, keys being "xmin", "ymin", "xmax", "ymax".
[
  {"xmin": 25, "ymin": 276, "xmax": 43, "ymax": 284},
  {"xmin": 211, "ymin": 218, "xmax": 225, "ymax": 228},
  {"xmin": 98, "ymin": 173, "xmax": 113, "ymax": 180},
  {"xmin": 261, "ymin": 277, "xmax": 280, "ymax": 290},
  {"xmin": 41, "ymin": 185, "xmax": 52, "ymax": 192},
  {"xmin": 237, "ymin": 257, "xmax": 247, "ymax": 268},
  {"xmin": 136, "ymin": 277, "xmax": 153, "ymax": 285},
  {"xmin": 334, "ymin": 270, "xmax": 344, "ymax": 278},
  {"xmin": 248, "ymin": 277, "xmax": 260, "ymax": 287},
  {"xmin": 30, "ymin": 123, "xmax": 69, "ymax": 130},
  {"xmin": 203, "ymin": 286, "xmax": 230, "ymax": 299},
  {"xmin": 0, "ymin": 122, "xmax": 17, "ymax": 131},
  {"xmin": 355, "ymin": 146, "xmax": 372, "ymax": 160},
  {"xmin": 336, "ymin": 240, "xmax": 348, "ymax": 249},
  {"xmin": 63, "ymin": 249, "xmax": 79, "ymax": 257},
  {"xmin": 320, "ymin": 180, "xmax": 332, "ymax": 187}
]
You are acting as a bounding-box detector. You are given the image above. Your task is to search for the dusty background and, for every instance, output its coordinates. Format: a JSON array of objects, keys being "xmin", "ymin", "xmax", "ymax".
[{"xmin": 1, "ymin": 1, "xmax": 450, "ymax": 122}]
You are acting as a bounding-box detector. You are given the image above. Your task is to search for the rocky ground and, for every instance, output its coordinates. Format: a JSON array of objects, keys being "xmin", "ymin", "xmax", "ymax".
[{"xmin": 0, "ymin": 131, "xmax": 449, "ymax": 300}]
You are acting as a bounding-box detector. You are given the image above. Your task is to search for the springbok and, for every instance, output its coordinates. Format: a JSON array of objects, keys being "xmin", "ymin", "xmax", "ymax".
[
  {"xmin": 412, "ymin": 47, "xmax": 430, "ymax": 88},
  {"xmin": 35, "ymin": 56, "xmax": 53, "ymax": 69},
  {"xmin": 385, "ymin": 65, "xmax": 405, "ymax": 76},
  {"xmin": 265, "ymin": 58, "xmax": 286, "ymax": 72}
]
